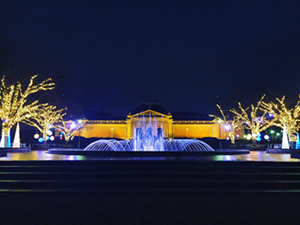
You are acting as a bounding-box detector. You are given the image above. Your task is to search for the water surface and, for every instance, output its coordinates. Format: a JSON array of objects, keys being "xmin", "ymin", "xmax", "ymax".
[{"xmin": 0, "ymin": 150, "xmax": 299, "ymax": 162}]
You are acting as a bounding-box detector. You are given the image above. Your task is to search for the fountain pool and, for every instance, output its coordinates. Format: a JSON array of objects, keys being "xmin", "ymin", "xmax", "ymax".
[{"xmin": 84, "ymin": 115, "xmax": 214, "ymax": 152}]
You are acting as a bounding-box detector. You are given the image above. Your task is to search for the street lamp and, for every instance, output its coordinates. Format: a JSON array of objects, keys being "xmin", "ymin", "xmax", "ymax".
[
  {"xmin": 77, "ymin": 119, "xmax": 83, "ymax": 148},
  {"xmin": 218, "ymin": 119, "xmax": 222, "ymax": 150}
]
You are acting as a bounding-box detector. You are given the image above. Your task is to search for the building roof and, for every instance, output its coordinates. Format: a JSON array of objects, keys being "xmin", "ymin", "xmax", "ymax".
[
  {"xmin": 172, "ymin": 111, "xmax": 213, "ymax": 121},
  {"xmin": 65, "ymin": 109, "xmax": 120, "ymax": 120},
  {"xmin": 131, "ymin": 103, "xmax": 169, "ymax": 115}
]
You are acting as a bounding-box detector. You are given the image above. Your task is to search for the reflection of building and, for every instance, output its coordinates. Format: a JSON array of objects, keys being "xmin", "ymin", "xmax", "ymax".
[{"xmin": 79, "ymin": 103, "xmax": 244, "ymax": 140}]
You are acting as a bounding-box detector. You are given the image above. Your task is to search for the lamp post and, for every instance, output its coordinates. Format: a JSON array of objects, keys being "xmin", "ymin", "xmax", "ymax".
[
  {"xmin": 77, "ymin": 120, "xmax": 83, "ymax": 148},
  {"xmin": 218, "ymin": 119, "xmax": 222, "ymax": 150}
]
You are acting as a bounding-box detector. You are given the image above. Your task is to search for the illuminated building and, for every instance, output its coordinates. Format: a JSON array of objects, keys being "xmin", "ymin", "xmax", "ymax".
[{"xmin": 78, "ymin": 103, "xmax": 244, "ymax": 140}]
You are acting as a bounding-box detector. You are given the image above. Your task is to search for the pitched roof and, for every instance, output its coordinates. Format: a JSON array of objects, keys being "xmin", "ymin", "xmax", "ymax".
[
  {"xmin": 172, "ymin": 111, "xmax": 213, "ymax": 121},
  {"xmin": 131, "ymin": 103, "xmax": 168, "ymax": 115}
]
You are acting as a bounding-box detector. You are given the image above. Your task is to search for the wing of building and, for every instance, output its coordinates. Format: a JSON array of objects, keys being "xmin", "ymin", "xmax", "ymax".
[{"xmin": 77, "ymin": 103, "xmax": 244, "ymax": 140}]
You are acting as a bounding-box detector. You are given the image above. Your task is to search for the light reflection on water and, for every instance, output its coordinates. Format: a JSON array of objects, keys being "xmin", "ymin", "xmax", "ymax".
[
  {"xmin": 210, "ymin": 151, "xmax": 300, "ymax": 162},
  {"xmin": 0, "ymin": 151, "xmax": 87, "ymax": 161},
  {"xmin": 0, "ymin": 150, "xmax": 299, "ymax": 162}
]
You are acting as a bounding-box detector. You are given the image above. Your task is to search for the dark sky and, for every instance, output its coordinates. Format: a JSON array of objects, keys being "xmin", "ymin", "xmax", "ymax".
[{"xmin": 1, "ymin": 0, "xmax": 300, "ymax": 117}]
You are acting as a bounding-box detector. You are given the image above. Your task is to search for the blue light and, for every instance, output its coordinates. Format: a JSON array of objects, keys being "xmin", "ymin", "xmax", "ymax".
[
  {"xmin": 38, "ymin": 138, "xmax": 44, "ymax": 143},
  {"xmin": 296, "ymin": 132, "xmax": 300, "ymax": 149}
]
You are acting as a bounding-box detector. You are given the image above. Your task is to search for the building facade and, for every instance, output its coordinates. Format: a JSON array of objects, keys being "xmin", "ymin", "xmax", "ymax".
[{"xmin": 79, "ymin": 104, "xmax": 244, "ymax": 140}]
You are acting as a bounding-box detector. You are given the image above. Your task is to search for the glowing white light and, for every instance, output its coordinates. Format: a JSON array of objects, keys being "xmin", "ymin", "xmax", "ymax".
[
  {"xmin": 247, "ymin": 134, "xmax": 252, "ymax": 140},
  {"xmin": 50, "ymin": 136, "xmax": 55, "ymax": 141},
  {"xmin": 34, "ymin": 134, "xmax": 39, "ymax": 139},
  {"xmin": 70, "ymin": 122, "xmax": 77, "ymax": 129},
  {"xmin": 46, "ymin": 130, "xmax": 52, "ymax": 136},
  {"xmin": 224, "ymin": 124, "xmax": 231, "ymax": 130},
  {"xmin": 264, "ymin": 135, "xmax": 270, "ymax": 140}
]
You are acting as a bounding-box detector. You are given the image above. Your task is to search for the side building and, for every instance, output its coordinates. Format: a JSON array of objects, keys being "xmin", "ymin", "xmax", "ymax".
[{"xmin": 78, "ymin": 103, "xmax": 244, "ymax": 141}]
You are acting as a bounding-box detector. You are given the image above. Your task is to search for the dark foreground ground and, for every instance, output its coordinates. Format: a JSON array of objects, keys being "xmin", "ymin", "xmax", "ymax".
[
  {"xmin": 0, "ymin": 160, "xmax": 300, "ymax": 224},
  {"xmin": 1, "ymin": 192, "xmax": 300, "ymax": 225}
]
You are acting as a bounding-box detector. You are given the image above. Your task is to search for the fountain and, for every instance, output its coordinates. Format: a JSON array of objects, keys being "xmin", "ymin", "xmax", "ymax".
[{"xmin": 84, "ymin": 115, "xmax": 214, "ymax": 152}]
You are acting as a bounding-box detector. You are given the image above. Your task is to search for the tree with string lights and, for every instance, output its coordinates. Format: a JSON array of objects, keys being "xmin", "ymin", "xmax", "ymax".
[
  {"xmin": 260, "ymin": 95, "xmax": 300, "ymax": 142},
  {"xmin": 0, "ymin": 75, "xmax": 54, "ymax": 147},
  {"xmin": 22, "ymin": 105, "xmax": 66, "ymax": 143},
  {"xmin": 211, "ymin": 104, "xmax": 244, "ymax": 144},
  {"xmin": 230, "ymin": 95, "xmax": 274, "ymax": 144},
  {"xmin": 55, "ymin": 118, "xmax": 86, "ymax": 142}
]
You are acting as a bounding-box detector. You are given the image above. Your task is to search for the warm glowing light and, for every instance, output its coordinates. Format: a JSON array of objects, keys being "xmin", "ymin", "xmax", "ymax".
[
  {"xmin": 246, "ymin": 134, "xmax": 252, "ymax": 140},
  {"xmin": 212, "ymin": 104, "xmax": 244, "ymax": 144},
  {"xmin": 261, "ymin": 95, "xmax": 300, "ymax": 142},
  {"xmin": 34, "ymin": 134, "xmax": 39, "ymax": 139},
  {"xmin": 0, "ymin": 75, "xmax": 55, "ymax": 147},
  {"xmin": 55, "ymin": 119, "xmax": 87, "ymax": 142},
  {"xmin": 231, "ymin": 95, "xmax": 274, "ymax": 142},
  {"xmin": 23, "ymin": 105, "xmax": 65, "ymax": 143}
]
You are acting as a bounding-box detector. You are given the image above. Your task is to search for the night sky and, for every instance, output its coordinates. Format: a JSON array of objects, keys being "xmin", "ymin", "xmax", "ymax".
[{"xmin": 1, "ymin": 1, "xmax": 300, "ymax": 117}]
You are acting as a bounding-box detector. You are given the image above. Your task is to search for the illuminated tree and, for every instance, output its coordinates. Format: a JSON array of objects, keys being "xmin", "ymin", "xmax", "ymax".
[
  {"xmin": 211, "ymin": 104, "xmax": 244, "ymax": 144},
  {"xmin": 260, "ymin": 95, "xmax": 300, "ymax": 142},
  {"xmin": 55, "ymin": 118, "xmax": 86, "ymax": 142},
  {"xmin": 0, "ymin": 75, "xmax": 54, "ymax": 147},
  {"xmin": 230, "ymin": 95, "xmax": 274, "ymax": 144},
  {"xmin": 22, "ymin": 105, "xmax": 66, "ymax": 143}
]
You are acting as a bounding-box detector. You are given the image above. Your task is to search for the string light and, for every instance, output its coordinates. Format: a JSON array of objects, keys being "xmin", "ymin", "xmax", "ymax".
[
  {"xmin": 260, "ymin": 95, "xmax": 300, "ymax": 142},
  {"xmin": 211, "ymin": 104, "xmax": 244, "ymax": 144},
  {"xmin": 0, "ymin": 75, "xmax": 55, "ymax": 147},
  {"xmin": 55, "ymin": 118, "xmax": 87, "ymax": 142},
  {"xmin": 22, "ymin": 105, "xmax": 66, "ymax": 142},
  {"xmin": 230, "ymin": 95, "xmax": 275, "ymax": 143}
]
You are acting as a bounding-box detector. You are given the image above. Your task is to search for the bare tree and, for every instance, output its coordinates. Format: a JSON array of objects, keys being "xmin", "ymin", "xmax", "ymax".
[
  {"xmin": 0, "ymin": 75, "xmax": 54, "ymax": 147},
  {"xmin": 22, "ymin": 105, "xmax": 66, "ymax": 143},
  {"xmin": 55, "ymin": 118, "xmax": 86, "ymax": 142},
  {"xmin": 211, "ymin": 104, "xmax": 244, "ymax": 144},
  {"xmin": 260, "ymin": 95, "xmax": 300, "ymax": 142},
  {"xmin": 230, "ymin": 95, "xmax": 274, "ymax": 144}
]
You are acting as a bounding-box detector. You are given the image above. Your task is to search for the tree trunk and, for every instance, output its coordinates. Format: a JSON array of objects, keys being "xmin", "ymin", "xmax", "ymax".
[
  {"xmin": 230, "ymin": 136, "xmax": 235, "ymax": 144},
  {"xmin": 42, "ymin": 132, "xmax": 48, "ymax": 146},
  {"xmin": 3, "ymin": 127, "xmax": 11, "ymax": 147}
]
